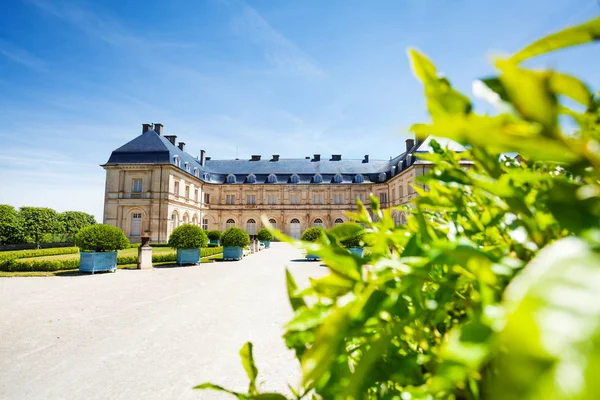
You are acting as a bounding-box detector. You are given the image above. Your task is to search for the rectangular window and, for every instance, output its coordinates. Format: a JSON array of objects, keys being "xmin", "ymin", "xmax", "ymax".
[
  {"xmin": 246, "ymin": 194, "xmax": 256, "ymax": 205},
  {"xmin": 313, "ymin": 193, "xmax": 324, "ymax": 205},
  {"xmin": 356, "ymin": 193, "xmax": 366, "ymax": 204},
  {"xmin": 202, "ymin": 218, "xmax": 208, "ymax": 230},
  {"xmin": 225, "ymin": 194, "xmax": 236, "ymax": 205},
  {"xmin": 185, "ymin": 186, "xmax": 190, "ymax": 199},
  {"xmin": 204, "ymin": 193, "xmax": 210, "ymax": 204},
  {"xmin": 399, "ymin": 183, "xmax": 404, "ymax": 197},
  {"xmin": 195, "ymin": 189, "xmax": 199, "ymax": 202},
  {"xmin": 267, "ymin": 194, "xmax": 276, "ymax": 205},
  {"xmin": 379, "ymin": 192, "xmax": 387, "ymax": 205},
  {"xmin": 334, "ymin": 193, "xmax": 344, "ymax": 205},
  {"xmin": 132, "ymin": 178, "xmax": 143, "ymax": 193},
  {"xmin": 290, "ymin": 193, "xmax": 300, "ymax": 205},
  {"xmin": 174, "ymin": 181, "xmax": 180, "ymax": 196}
]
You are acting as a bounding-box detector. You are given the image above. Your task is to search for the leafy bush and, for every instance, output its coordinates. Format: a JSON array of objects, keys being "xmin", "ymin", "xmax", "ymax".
[
  {"xmin": 300, "ymin": 226, "xmax": 324, "ymax": 242},
  {"xmin": 0, "ymin": 246, "xmax": 78, "ymax": 262},
  {"xmin": 207, "ymin": 243, "xmax": 218, "ymax": 248},
  {"xmin": 256, "ymin": 228, "xmax": 273, "ymax": 241},
  {"xmin": 196, "ymin": 17, "xmax": 600, "ymax": 400},
  {"xmin": 74, "ymin": 224, "xmax": 129, "ymax": 252},
  {"xmin": 0, "ymin": 258, "xmax": 79, "ymax": 272},
  {"xmin": 330, "ymin": 223, "xmax": 365, "ymax": 248},
  {"xmin": 221, "ymin": 227, "xmax": 250, "ymax": 247},
  {"xmin": 168, "ymin": 224, "xmax": 208, "ymax": 249},
  {"xmin": 207, "ymin": 230, "xmax": 222, "ymax": 241}
]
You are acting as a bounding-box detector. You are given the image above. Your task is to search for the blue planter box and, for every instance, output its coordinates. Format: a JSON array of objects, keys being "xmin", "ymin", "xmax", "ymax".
[
  {"xmin": 260, "ymin": 240, "xmax": 271, "ymax": 248},
  {"xmin": 177, "ymin": 248, "xmax": 201, "ymax": 265},
  {"xmin": 209, "ymin": 239, "xmax": 220, "ymax": 245},
  {"xmin": 306, "ymin": 253, "xmax": 321, "ymax": 261},
  {"xmin": 348, "ymin": 247, "xmax": 364, "ymax": 257},
  {"xmin": 79, "ymin": 251, "xmax": 117, "ymax": 274},
  {"xmin": 223, "ymin": 246, "xmax": 243, "ymax": 261}
]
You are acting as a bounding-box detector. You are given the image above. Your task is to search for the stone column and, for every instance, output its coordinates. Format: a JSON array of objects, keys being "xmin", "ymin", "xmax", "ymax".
[{"xmin": 137, "ymin": 236, "xmax": 153, "ymax": 269}]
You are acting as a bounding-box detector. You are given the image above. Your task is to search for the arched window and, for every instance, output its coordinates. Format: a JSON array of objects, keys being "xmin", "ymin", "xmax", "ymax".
[
  {"xmin": 378, "ymin": 172, "xmax": 387, "ymax": 182},
  {"xmin": 354, "ymin": 174, "xmax": 364, "ymax": 183},
  {"xmin": 226, "ymin": 219, "xmax": 236, "ymax": 229},
  {"xmin": 203, "ymin": 173, "xmax": 210, "ymax": 181},
  {"xmin": 247, "ymin": 174, "xmax": 256, "ymax": 184},
  {"xmin": 268, "ymin": 218, "xmax": 277, "ymax": 229},
  {"xmin": 192, "ymin": 214, "xmax": 198, "ymax": 226},
  {"xmin": 313, "ymin": 218, "xmax": 324, "ymax": 228},
  {"xmin": 194, "ymin": 167, "xmax": 199, "ymax": 177},
  {"xmin": 289, "ymin": 218, "xmax": 301, "ymax": 239},
  {"xmin": 183, "ymin": 213, "xmax": 189, "ymax": 224},
  {"xmin": 333, "ymin": 174, "xmax": 342, "ymax": 183},
  {"xmin": 334, "ymin": 218, "xmax": 344, "ymax": 225},
  {"xmin": 130, "ymin": 213, "xmax": 142, "ymax": 237},
  {"xmin": 173, "ymin": 155, "xmax": 180, "ymax": 168},
  {"xmin": 290, "ymin": 174, "xmax": 299, "ymax": 184},
  {"xmin": 227, "ymin": 174, "xmax": 236, "ymax": 184},
  {"xmin": 268, "ymin": 174, "xmax": 277, "ymax": 184},
  {"xmin": 246, "ymin": 219, "xmax": 257, "ymax": 235},
  {"xmin": 314, "ymin": 174, "xmax": 322, "ymax": 184}
]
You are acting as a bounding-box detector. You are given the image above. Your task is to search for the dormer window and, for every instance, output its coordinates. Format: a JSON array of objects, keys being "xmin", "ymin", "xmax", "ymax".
[
  {"xmin": 378, "ymin": 172, "xmax": 387, "ymax": 182},
  {"xmin": 184, "ymin": 162, "xmax": 190, "ymax": 172},
  {"xmin": 247, "ymin": 174, "xmax": 256, "ymax": 184},
  {"xmin": 354, "ymin": 174, "xmax": 364, "ymax": 183},
  {"xmin": 227, "ymin": 174, "xmax": 236, "ymax": 184},
  {"xmin": 268, "ymin": 174, "xmax": 277, "ymax": 184},
  {"xmin": 193, "ymin": 167, "xmax": 199, "ymax": 177},
  {"xmin": 203, "ymin": 173, "xmax": 210, "ymax": 181},
  {"xmin": 173, "ymin": 155, "xmax": 180, "ymax": 168},
  {"xmin": 290, "ymin": 174, "xmax": 299, "ymax": 184},
  {"xmin": 314, "ymin": 174, "xmax": 322, "ymax": 184},
  {"xmin": 333, "ymin": 174, "xmax": 342, "ymax": 183}
]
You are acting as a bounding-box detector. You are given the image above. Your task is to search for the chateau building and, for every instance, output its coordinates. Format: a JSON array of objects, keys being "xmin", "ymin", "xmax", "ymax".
[{"xmin": 102, "ymin": 123, "xmax": 443, "ymax": 242}]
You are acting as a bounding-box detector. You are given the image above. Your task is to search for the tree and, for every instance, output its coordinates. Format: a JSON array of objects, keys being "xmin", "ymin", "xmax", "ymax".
[
  {"xmin": 57, "ymin": 211, "xmax": 96, "ymax": 241},
  {"xmin": 19, "ymin": 207, "xmax": 58, "ymax": 248},
  {"xmin": 0, "ymin": 204, "xmax": 23, "ymax": 245}
]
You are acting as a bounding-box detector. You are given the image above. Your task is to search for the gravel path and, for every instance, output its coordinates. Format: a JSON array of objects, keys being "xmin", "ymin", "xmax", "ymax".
[{"xmin": 0, "ymin": 243, "xmax": 326, "ymax": 400}]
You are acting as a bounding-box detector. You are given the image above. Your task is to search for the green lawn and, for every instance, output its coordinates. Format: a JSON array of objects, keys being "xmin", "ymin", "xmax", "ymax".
[{"xmin": 19, "ymin": 246, "xmax": 177, "ymax": 262}]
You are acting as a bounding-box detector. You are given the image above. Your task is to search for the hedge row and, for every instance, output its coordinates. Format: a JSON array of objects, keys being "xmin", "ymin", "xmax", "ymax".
[
  {"xmin": 0, "ymin": 247, "xmax": 79, "ymax": 262},
  {"xmin": 0, "ymin": 247, "xmax": 224, "ymax": 272}
]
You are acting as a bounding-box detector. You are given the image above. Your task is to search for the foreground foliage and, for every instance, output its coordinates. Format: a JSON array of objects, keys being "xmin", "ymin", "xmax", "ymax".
[{"xmin": 196, "ymin": 17, "xmax": 600, "ymax": 400}]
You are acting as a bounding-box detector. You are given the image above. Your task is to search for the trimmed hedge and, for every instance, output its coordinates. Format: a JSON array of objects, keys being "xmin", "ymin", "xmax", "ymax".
[
  {"xmin": 301, "ymin": 227, "xmax": 325, "ymax": 242},
  {"xmin": 257, "ymin": 228, "xmax": 273, "ymax": 241},
  {"xmin": 0, "ymin": 247, "xmax": 79, "ymax": 262},
  {"xmin": 168, "ymin": 225, "xmax": 208, "ymax": 249},
  {"xmin": 207, "ymin": 230, "xmax": 222, "ymax": 241},
  {"xmin": 75, "ymin": 225, "xmax": 129, "ymax": 252},
  {"xmin": 221, "ymin": 227, "xmax": 251, "ymax": 247},
  {"xmin": 0, "ymin": 247, "xmax": 224, "ymax": 272}
]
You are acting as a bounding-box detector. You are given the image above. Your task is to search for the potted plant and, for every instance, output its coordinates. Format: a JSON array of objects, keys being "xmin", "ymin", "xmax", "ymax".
[
  {"xmin": 75, "ymin": 224, "xmax": 129, "ymax": 273},
  {"xmin": 341, "ymin": 231, "xmax": 365, "ymax": 257},
  {"xmin": 301, "ymin": 226, "xmax": 324, "ymax": 261},
  {"xmin": 168, "ymin": 224, "xmax": 208, "ymax": 265},
  {"xmin": 207, "ymin": 230, "xmax": 221, "ymax": 246},
  {"xmin": 221, "ymin": 227, "xmax": 250, "ymax": 261},
  {"xmin": 257, "ymin": 228, "xmax": 273, "ymax": 249}
]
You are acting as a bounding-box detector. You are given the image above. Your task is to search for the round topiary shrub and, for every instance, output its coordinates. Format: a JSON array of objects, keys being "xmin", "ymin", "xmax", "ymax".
[
  {"xmin": 341, "ymin": 232, "xmax": 364, "ymax": 248},
  {"xmin": 207, "ymin": 230, "xmax": 222, "ymax": 241},
  {"xmin": 300, "ymin": 226, "xmax": 324, "ymax": 242},
  {"xmin": 257, "ymin": 228, "xmax": 274, "ymax": 241},
  {"xmin": 221, "ymin": 227, "xmax": 251, "ymax": 247},
  {"xmin": 168, "ymin": 224, "xmax": 208, "ymax": 249},
  {"xmin": 75, "ymin": 224, "xmax": 129, "ymax": 252}
]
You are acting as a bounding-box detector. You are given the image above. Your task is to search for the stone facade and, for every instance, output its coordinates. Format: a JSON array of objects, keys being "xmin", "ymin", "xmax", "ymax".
[{"xmin": 102, "ymin": 124, "xmax": 437, "ymax": 242}]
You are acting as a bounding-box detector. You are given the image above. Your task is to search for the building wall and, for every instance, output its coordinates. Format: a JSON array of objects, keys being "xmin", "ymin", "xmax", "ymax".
[{"xmin": 103, "ymin": 163, "xmax": 424, "ymax": 242}]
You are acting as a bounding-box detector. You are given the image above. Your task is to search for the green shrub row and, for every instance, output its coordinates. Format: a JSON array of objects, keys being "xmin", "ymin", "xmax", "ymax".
[
  {"xmin": 0, "ymin": 247, "xmax": 224, "ymax": 271},
  {"xmin": 0, "ymin": 246, "xmax": 79, "ymax": 261}
]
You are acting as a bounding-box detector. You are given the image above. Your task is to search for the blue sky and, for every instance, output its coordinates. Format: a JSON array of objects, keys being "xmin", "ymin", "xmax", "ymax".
[{"xmin": 1, "ymin": 0, "xmax": 599, "ymax": 221}]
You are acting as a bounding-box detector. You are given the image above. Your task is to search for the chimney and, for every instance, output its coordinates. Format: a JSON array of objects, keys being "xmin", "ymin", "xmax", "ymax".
[
  {"xmin": 205, "ymin": 157, "xmax": 211, "ymax": 161},
  {"xmin": 363, "ymin": 155, "xmax": 369, "ymax": 163},
  {"xmin": 154, "ymin": 123, "xmax": 163, "ymax": 135},
  {"xmin": 406, "ymin": 138, "xmax": 415, "ymax": 152},
  {"xmin": 142, "ymin": 123, "xmax": 153, "ymax": 134},
  {"xmin": 200, "ymin": 150, "xmax": 206, "ymax": 166},
  {"xmin": 305, "ymin": 156, "xmax": 310, "ymax": 160},
  {"xmin": 332, "ymin": 154, "xmax": 341, "ymax": 161},
  {"xmin": 272, "ymin": 155, "xmax": 279, "ymax": 161},
  {"xmin": 251, "ymin": 155, "xmax": 261, "ymax": 161},
  {"xmin": 178, "ymin": 142, "xmax": 185, "ymax": 151},
  {"xmin": 313, "ymin": 154, "xmax": 321, "ymax": 162},
  {"xmin": 164, "ymin": 135, "xmax": 177, "ymax": 145}
]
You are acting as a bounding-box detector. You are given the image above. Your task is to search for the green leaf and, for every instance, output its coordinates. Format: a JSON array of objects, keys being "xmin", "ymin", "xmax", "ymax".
[
  {"xmin": 549, "ymin": 71, "xmax": 594, "ymax": 108},
  {"xmin": 327, "ymin": 222, "xmax": 363, "ymax": 241},
  {"xmin": 253, "ymin": 394, "xmax": 289, "ymax": 400},
  {"xmin": 310, "ymin": 272, "xmax": 355, "ymax": 298},
  {"xmin": 239, "ymin": 342, "xmax": 259, "ymax": 396},
  {"xmin": 480, "ymin": 77, "xmax": 510, "ymax": 102},
  {"xmin": 193, "ymin": 383, "xmax": 248, "ymax": 399},
  {"xmin": 285, "ymin": 269, "xmax": 307, "ymax": 311},
  {"xmin": 407, "ymin": 47, "xmax": 438, "ymax": 82},
  {"xmin": 509, "ymin": 17, "xmax": 600, "ymax": 64},
  {"xmin": 488, "ymin": 237, "xmax": 600, "ymax": 400}
]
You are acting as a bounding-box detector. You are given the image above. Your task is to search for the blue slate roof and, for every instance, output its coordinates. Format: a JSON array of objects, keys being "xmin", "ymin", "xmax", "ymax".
[{"xmin": 104, "ymin": 129, "xmax": 428, "ymax": 184}]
